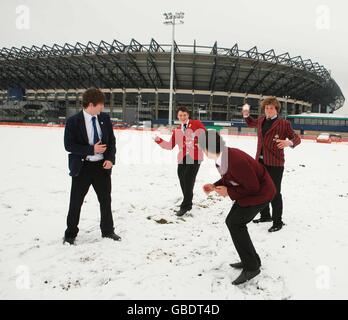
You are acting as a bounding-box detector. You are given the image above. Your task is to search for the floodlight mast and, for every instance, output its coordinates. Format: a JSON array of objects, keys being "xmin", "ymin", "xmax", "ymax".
[{"xmin": 163, "ymin": 12, "xmax": 185, "ymax": 126}]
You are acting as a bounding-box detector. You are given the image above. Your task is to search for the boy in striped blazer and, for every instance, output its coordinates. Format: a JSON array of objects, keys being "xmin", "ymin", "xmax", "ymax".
[
  {"xmin": 243, "ymin": 97, "xmax": 301, "ymax": 232},
  {"xmin": 154, "ymin": 106, "xmax": 206, "ymax": 216}
]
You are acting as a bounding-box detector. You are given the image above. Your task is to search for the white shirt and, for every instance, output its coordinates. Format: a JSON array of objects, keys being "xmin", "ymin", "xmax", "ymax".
[
  {"xmin": 83, "ymin": 110, "xmax": 104, "ymax": 162},
  {"xmin": 216, "ymin": 152, "xmax": 223, "ymax": 168},
  {"xmin": 215, "ymin": 152, "xmax": 239, "ymax": 186},
  {"xmin": 267, "ymin": 114, "xmax": 278, "ymax": 120}
]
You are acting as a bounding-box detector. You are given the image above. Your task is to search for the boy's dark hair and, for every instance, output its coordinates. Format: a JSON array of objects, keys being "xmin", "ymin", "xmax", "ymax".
[
  {"xmin": 176, "ymin": 106, "xmax": 190, "ymax": 116},
  {"xmin": 82, "ymin": 88, "xmax": 105, "ymax": 108},
  {"xmin": 198, "ymin": 130, "xmax": 225, "ymax": 154}
]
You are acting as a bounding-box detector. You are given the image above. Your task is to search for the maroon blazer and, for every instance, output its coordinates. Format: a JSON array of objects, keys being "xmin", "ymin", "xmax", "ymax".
[
  {"xmin": 245, "ymin": 116, "xmax": 301, "ymax": 166},
  {"xmin": 156, "ymin": 119, "xmax": 206, "ymax": 163},
  {"xmin": 214, "ymin": 148, "xmax": 276, "ymax": 207}
]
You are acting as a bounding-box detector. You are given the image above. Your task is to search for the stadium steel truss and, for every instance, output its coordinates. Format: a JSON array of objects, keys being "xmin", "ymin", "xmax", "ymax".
[{"xmin": 0, "ymin": 39, "xmax": 345, "ymax": 122}]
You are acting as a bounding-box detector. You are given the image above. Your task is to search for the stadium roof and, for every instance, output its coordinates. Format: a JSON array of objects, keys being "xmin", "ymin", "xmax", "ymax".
[{"xmin": 0, "ymin": 39, "xmax": 345, "ymax": 111}]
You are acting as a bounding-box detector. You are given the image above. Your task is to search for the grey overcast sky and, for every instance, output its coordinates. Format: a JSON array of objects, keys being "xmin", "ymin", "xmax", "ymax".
[{"xmin": 1, "ymin": 0, "xmax": 347, "ymax": 112}]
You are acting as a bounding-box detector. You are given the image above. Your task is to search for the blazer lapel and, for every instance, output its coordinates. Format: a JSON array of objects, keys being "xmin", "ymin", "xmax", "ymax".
[
  {"xmin": 258, "ymin": 116, "xmax": 266, "ymax": 132},
  {"xmin": 98, "ymin": 114, "xmax": 107, "ymax": 144},
  {"xmin": 78, "ymin": 111, "xmax": 89, "ymax": 144},
  {"xmin": 258, "ymin": 116, "xmax": 266, "ymax": 142},
  {"xmin": 188, "ymin": 120, "xmax": 193, "ymax": 130}
]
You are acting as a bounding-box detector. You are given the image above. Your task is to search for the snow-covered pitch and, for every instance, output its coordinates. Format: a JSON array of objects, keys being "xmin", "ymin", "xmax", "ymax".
[{"xmin": 0, "ymin": 126, "xmax": 347, "ymax": 300}]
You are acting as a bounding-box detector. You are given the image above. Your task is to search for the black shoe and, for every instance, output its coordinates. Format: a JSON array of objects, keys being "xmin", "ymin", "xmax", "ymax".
[
  {"xmin": 232, "ymin": 269, "xmax": 261, "ymax": 285},
  {"xmin": 102, "ymin": 232, "xmax": 122, "ymax": 241},
  {"xmin": 253, "ymin": 217, "xmax": 273, "ymax": 224},
  {"xmin": 229, "ymin": 262, "xmax": 244, "ymax": 269},
  {"xmin": 63, "ymin": 236, "xmax": 76, "ymax": 245},
  {"xmin": 268, "ymin": 223, "xmax": 285, "ymax": 233},
  {"xmin": 176, "ymin": 208, "xmax": 191, "ymax": 217}
]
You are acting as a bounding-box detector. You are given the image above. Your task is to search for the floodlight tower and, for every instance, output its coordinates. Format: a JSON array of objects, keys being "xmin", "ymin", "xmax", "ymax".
[{"xmin": 163, "ymin": 12, "xmax": 185, "ymax": 126}]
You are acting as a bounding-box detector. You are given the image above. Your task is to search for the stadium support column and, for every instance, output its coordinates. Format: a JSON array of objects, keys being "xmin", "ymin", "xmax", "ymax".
[
  {"xmin": 53, "ymin": 91, "xmax": 57, "ymax": 110},
  {"xmin": 65, "ymin": 92, "xmax": 68, "ymax": 118},
  {"xmin": 66, "ymin": 91, "xmax": 78, "ymax": 118},
  {"xmin": 34, "ymin": 91, "xmax": 38, "ymax": 105},
  {"xmin": 76, "ymin": 92, "xmax": 80, "ymax": 114},
  {"xmin": 110, "ymin": 92, "xmax": 114, "ymax": 118},
  {"xmin": 299, "ymin": 104, "xmax": 303, "ymax": 114},
  {"xmin": 227, "ymin": 96, "xmax": 231, "ymax": 121},
  {"xmin": 284, "ymin": 98, "xmax": 288, "ymax": 118},
  {"xmin": 209, "ymin": 94, "xmax": 213, "ymax": 121},
  {"xmin": 155, "ymin": 91, "xmax": 159, "ymax": 120},
  {"xmin": 122, "ymin": 90, "xmax": 126, "ymax": 122},
  {"xmin": 137, "ymin": 93, "xmax": 141, "ymax": 123}
]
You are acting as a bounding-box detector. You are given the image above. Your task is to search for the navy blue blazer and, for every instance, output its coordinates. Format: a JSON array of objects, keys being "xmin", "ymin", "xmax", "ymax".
[{"xmin": 64, "ymin": 111, "xmax": 116, "ymax": 177}]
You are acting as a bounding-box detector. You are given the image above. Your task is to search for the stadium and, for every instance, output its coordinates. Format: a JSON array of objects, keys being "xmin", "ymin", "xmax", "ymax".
[{"xmin": 0, "ymin": 38, "xmax": 345, "ymax": 125}]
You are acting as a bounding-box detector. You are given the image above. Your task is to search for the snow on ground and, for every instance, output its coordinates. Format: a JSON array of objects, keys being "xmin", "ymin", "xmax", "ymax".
[{"xmin": 0, "ymin": 126, "xmax": 347, "ymax": 300}]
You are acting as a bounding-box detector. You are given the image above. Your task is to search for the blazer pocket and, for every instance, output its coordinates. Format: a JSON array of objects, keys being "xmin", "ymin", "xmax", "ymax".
[{"xmin": 68, "ymin": 154, "xmax": 84, "ymax": 177}]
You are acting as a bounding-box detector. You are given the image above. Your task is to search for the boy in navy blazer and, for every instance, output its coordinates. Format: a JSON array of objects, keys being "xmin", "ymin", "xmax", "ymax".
[{"xmin": 63, "ymin": 88, "xmax": 121, "ymax": 245}]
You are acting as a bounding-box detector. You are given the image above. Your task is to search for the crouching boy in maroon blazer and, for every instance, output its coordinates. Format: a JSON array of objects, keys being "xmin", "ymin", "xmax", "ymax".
[{"xmin": 199, "ymin": 131, "xmax": 276, "ymax": 285}]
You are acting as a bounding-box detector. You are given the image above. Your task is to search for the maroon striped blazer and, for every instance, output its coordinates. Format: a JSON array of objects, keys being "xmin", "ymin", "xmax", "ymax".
[{"xmin": 245, "ymin": 116, "xmax": 301, "ymax": 167}]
